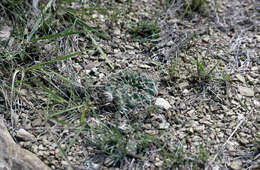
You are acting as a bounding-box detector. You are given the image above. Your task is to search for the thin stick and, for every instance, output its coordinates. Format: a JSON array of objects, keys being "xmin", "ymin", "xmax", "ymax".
[{"xmin": 206, "ymin": 110, "xmax": 252, "ymax": 169}]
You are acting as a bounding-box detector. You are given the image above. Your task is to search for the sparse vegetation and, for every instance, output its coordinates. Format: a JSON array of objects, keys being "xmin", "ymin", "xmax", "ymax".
[
  {"xmin": 193, "ymin": 57, "xmax": 219, "ymax": 82},
  {"xmin": 168, "ymin": 58, "xmax": 180, "ymax": 80},
  {"xmin": 0, "ymin": 0, "xmax": 258, "ymax": 169},
  {"xmin": 128, "ymin": 21, "xmax": 160, "ymax": 43},
  {"xmin": 183, "ymin": 0, "xmax": 209, "ymax": 13}
]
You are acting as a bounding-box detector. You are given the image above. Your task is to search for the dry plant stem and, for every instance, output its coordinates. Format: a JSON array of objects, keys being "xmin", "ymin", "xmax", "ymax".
[
  {"xmin": 10, "ymin": 69, "xmax": 20, "ymax": 128},
  {"xmin": 206, "ymin": 110, "xmax": 253, "ymax": 169},
  {"xmin": 128, "ymin": 158, "xmax": 135, "ymax": 170}
]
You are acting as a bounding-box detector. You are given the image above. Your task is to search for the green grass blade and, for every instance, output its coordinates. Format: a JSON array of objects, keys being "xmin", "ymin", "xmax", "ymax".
[
  {"xmin": 51, "ymin": 133, "xmax": 74, "ymax": 170},
  {"xmin": 65, "ymin": 126, "xmax": 84, "ymax": 154},
  {"xmin": 47, "ymin": 70, "xmax": 83, "ymax": 88},
  {"xmin": 41, "ymin": 85, "xmax": 67, "ymax": 103},
  {"xmin": 65, "ymin": 9, "xmax": 108, "ymax": 40},
  {"xmin": 196, "ymin": 59, "xmax": 205, "ymax": 76},
  {"xmin": 88, "ymin": 33, "xmax": 114, "ymax": 69},
  {"xmin": 80, "ymin": 98, "xmax": 89, "ymax": 123},
  {"xmin": 26, "ymin": 51, "xmax": 82, "ymax": 71},
  {"xmin": 27, "ymin": 0, "xmax": 54, "ymax": 41},
  {"xmin": 207, "ymin": 61, "xmax": 219, "ymax": 76},
  {"xmin": 47, "ymin": 105, "xmax": 83, "ymax": 118},
  {"xmin": 31, "ymin": 29, "xmax": 87, "ymax": 42}
]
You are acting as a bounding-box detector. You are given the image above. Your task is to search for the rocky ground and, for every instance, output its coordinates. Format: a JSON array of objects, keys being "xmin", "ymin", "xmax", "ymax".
[{"xmin": 0, "ymin": 0, "xmax": 259, "ymax": 169}]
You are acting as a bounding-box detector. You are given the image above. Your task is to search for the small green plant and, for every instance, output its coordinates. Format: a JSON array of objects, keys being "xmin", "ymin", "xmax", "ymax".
[
  {"xmin": 136, "ymin": 133, "xmax": 154, "ymax": 153},
  {"xmin": 168, "ymin": 59, "xmax": 179, "ymax": 80},
  {"xmin": 104, "ymin": 71, "xmax": 157, "ymax": 112},
  {"xmin": 84, "ymin": 122, "xmax": 128, "ymax": 166},
  {"xmin": 217, "ymin": 70, "xmax": 231, "ymax": 98},
  {"xmin": 183, "ymin": 0, "xmax": 209, "ymax": 14},
  {"xmin": 197, "ymin": 145, "xmax": 209, "ymax": 163},
  {"xmin": 128, "ymin": 21, "xmax": 160, "ymax": 42},
  {"xmin": 192, "ymin": 57, "xmax": 219, "ymax": 82},
  {"xmin": 162, "ymin": 144, "xmax": 185, "ymax": 167},
  {"xmin": 220, "ymin": 71, "xmax": 230, "ymax": 83},
  {"xmin": 147, "ymin": 106, "xmax": 157, "ymax": 115}
]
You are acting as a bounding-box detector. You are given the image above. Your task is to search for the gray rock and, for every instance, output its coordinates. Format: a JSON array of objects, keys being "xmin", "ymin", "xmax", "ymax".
[
  {"xmin": 0, "ymin": 119, "xmax": 51, "ymax": 170},
  {"xmin": 16, "ymin": 128, "xmax": 36, "ymax": 141}
]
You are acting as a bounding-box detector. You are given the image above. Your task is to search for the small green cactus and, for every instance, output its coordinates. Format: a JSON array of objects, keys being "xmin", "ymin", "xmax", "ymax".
[{"xmin": 104, "ymin": 72, "xmax": 157, "ymax": 112}]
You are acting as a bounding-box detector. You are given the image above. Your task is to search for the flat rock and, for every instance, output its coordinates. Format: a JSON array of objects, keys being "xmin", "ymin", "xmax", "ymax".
[
  {"xmin": 139, "ymin": 64, "xmax": 151, "ymax": 69},
  {"xmin": 179, "ymin": 81, "xmax": 189, "ymax": 90},
  {"xmin": 235, "ymin": 74, "xmax": 246, "ymax": 83},
  {"xmin": 237, "ymin": 86, "xmax": 254, "ymax": 97},
  {"xmin": 229, "ymin": 160, "xmax": 242, "ymax": 170},
  {"xmin": 16, "ymin": 128, "xmax": 36, "ymax": 141},
  {"xmin": 155, "ymin": 98, "xmax": 171, "ymax": 110},
  {"xmin": 0, "ymin": 118, "xmax": 51, "ymax": 170}
]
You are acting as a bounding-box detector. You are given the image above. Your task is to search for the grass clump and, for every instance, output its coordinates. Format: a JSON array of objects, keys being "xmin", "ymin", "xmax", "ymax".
[
  {"xmin": 89, "ymin": 124, "xmax": 128, "ymax": 164},
  {"xmin": 192, "ymin": 57, "xmax": 219, "ymax": 82},
  {"xmin": 168, "ymin": 58, "xmax": 180, "ymax": 80},
  {"xmin": 163, "ymin": 144, "xmax": 185, "ymax": 167},
  {"xmin": 196, "ymin": 59, "xmax": 219, "ymax": 81},
  {"xmin": 183, "ymin": 0, "xmax": 209, "ymax": 12},
  {"xmin": 197, "ymin": 145, "xmax": 209, "ymax": 164},
  {"xmin": 161, "ymin": 143, "xmax": 210, "ymax": 169},
  {"xmin": 128, "ymin": 21, "xmax": 160, "ymax": 43},
  {"xmin": 159, "ymin": 0, "xmax": 174, "ymax": 9}
]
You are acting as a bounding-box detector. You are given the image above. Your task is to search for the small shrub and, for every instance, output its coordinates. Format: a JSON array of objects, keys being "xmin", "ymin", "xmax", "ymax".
[{"xmin": 104, "ymin": 71, "xmax": 157, "ymax": 112}]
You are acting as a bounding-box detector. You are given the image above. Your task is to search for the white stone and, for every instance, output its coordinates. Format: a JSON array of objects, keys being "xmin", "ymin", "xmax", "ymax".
[
  {"xmin": 229, "ymin": 160, "xmax": 242, "ymax": 170},
  {"xmin": 179, "ymin": 81, "xmax": 189, "ymax": 90},
  {"xmin": 237, "ymin": 86, "xmax": 254, "ymax": 97},
  {"xmin": 253, "ymin": 99, "xmax": 260, "ymax": 107},
  {"xmin": 114, "ymin": 28, "xmax": 121, "ymax": 35},
  {"xmin": 183, "ymin": 89, "xmax": 189, "ymax": 94},
  {"xmin": 139, "ymin": 64, "xmax": 151, "ymax": 69},
  {"xmin": 235, "ymin": 74, "xmax": 245, "ymax": 83},
  {"xmin": 159, "ymin": 121, "xmax": 170, "ymax": 129},
  {"xmin": 155, "ymin": 98, "xmax": 171, "ymax": 110},
  {"xmin": 212, "ymin": 165, "xmax": 220, "ymax": 170}
]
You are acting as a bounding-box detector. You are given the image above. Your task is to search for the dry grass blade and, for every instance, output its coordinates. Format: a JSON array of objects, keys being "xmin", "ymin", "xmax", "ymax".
[{"xmin": 10, "ymin": 69, "xmax": 24, "ymax": 128}]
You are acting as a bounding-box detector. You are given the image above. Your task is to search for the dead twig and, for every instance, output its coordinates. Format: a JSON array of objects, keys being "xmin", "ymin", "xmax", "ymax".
[{"xmin": 206, "ymin": 110, "xmax": 253, "ymax": 169}]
